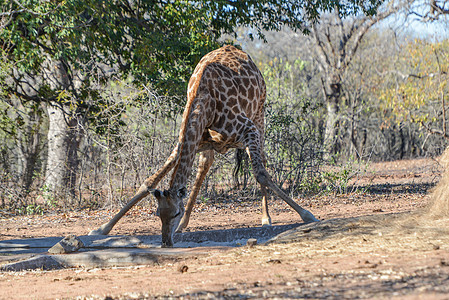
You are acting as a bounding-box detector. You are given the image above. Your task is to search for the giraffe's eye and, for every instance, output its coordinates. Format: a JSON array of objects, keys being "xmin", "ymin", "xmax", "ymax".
[
  {"xmin": 177, "ymin": 187, "xmax": 187, "ymax": 198},
  {"xmin": 171, "ymin": 211, "xmax": 182, "ymax": 219}
]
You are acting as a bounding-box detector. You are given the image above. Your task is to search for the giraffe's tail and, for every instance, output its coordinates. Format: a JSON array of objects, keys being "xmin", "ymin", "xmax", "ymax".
[{"xmin": 233, "ymin": 148, "xmax": 249, "ymax": 189}]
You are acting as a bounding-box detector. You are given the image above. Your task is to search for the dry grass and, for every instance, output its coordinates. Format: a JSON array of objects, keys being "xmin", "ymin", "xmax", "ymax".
[{"xmin": 422, "ymin": 147, "xmax": 449, "ymax": 219}]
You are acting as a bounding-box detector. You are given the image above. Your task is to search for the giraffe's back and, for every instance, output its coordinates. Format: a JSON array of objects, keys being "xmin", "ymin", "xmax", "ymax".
[
  {"xmin": 188, "ymin": 45, "xmax": 265, "ymax": 120},
  {"xmin": 186, "ymin": 45, "xmax": 266, "ymax": 152}
]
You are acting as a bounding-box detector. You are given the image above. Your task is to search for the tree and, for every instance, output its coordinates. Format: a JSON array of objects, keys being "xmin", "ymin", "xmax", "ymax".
[
  {"xmin": 241, "ymin": 22, "xmax": 428, "ymax": 161},
  {"xmin": 407, "ymin": 0, "xmax": 449, "ymax": 20},
  {"xmin": 0, "ymin": 0, "xmax": 222, "ymax": 199},
  {"xmin": 309, "ymin": 3, "xmax": 401, "ymax": 158}
]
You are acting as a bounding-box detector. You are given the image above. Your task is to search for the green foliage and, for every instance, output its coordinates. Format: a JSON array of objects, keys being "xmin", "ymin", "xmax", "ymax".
[
  {"xmin": 199, "ymin": 196, "xmax": 210, "ymax": 205},
  {"xmin": 320, "ymin": 158, "xmax": 368, "ymax": 194},
  {"xmin": 1, "ymin": 0, "xmax": 385, "ymax": 102},
  {"xmin": 380, "ymin": 39, "xmax": 449, "ymax": 130},
  {"xmin": 0, "ymin": 0, "xmax": 222, "ymax": 104},
  {"xmin": 16, "ymin": 203, "xmax": 43, "ymax": 215},
  {"xmin": 200, "ymin": 0, "xmax": 383, "ymax": 38},
  {"xmin": 39, "ymin": 184, "xmax": 57, "ymax": 208}
]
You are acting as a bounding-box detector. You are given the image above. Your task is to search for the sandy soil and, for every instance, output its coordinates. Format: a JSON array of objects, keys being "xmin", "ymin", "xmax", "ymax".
[{"xmin": 1, "ymin": 158, "xmax": 449, "ymax": 299}]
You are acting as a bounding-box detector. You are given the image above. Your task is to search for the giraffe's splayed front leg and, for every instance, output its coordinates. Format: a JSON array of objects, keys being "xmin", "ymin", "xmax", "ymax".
[
  {"xmin": 176, "ymin": 150, "xmax": 215, "ymax": 233},
  {"xmin": 261, "ymin": 216, "xmax": 272, "ymax": 227}
]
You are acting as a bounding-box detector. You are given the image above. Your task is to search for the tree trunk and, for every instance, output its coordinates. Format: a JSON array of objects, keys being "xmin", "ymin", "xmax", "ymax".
[
  {"xmin": 42, "ymin": 59, "xmax": 82, "ymax": 200},
  {"xmin": 322, "ymin": 77, "xmax": 342, "ymax": 158},
  {"xmin": 44, "ymin": 103, "xmax": 81, "ymax": 199},
  {"xmin": 17, "ymin": 109, "xmax": 42, "ymax": 194},
  {"xmin": 324, "ymin": 97, "xmax": 339, "ymax": 155}
]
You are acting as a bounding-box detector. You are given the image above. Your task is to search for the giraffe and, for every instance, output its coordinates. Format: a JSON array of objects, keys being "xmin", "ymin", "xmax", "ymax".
[{"xmin": 89, "ymin": 45, "xmax": 319, "ymax": 247}]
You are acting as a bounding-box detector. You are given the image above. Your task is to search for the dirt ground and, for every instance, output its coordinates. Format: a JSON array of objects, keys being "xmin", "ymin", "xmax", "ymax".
[{"xmin": 1, "ymin": 158, "xmax": 449, "ymax": 299}]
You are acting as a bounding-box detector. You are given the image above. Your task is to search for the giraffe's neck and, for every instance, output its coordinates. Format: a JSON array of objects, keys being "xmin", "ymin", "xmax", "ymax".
[
  {"xmin": 169, "ymin": 96, "xmax": 207, "ymax": 190},
  {"xmin": 170, "ymin": 144, "xmax": 195, "ymax": 190}
]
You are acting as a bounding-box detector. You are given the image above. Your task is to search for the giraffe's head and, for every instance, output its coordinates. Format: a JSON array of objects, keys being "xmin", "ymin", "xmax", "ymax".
[{"xmin": 152, "ymin": 187, "xmax": 187, "ymax": 247}]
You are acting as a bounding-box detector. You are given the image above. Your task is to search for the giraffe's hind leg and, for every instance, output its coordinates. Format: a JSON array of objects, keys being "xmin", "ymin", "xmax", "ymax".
[
  {"xmin": 176, "ymin": 149, "xmax": 215, "ymax": 232},
  {"xmin": 259, "ymin": 145, "xmax": 272, "ymax": 226},
  {"xmin": 243, "ymin": 123, "xmax": 318, "ymax": 224},
  {"xmin": 247, "ymin": 148, "xmax": 272, "ymax": 226},
  {"xmin": 260, "ymin": 184, "xmax": 272, "ymax": 226}
]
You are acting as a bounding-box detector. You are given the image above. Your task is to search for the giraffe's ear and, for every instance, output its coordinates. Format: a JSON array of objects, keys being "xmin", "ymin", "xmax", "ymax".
[
  {"xmin": 177, "ymin": 187, "xmax": 187, "ymax": 199},
  {"xmin": 153, "ymin": 189, "xmax": 162, "ymax": 198},
  {"xmin": 153, "ymin": 189, "xmax": 173, "ymax": 206}
]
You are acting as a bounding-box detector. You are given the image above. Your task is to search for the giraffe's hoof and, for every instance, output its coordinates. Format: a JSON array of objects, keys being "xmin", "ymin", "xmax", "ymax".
[
  {"xmin": 176, "ymin": 222, "xmax": 187, "ymax": 233},
  {"xmin": 261, "ymin": 218, "xmax": 272, "ymax": 227},
  {"xmin": 302, "ymin": 210, "xmax": 319, "ymax": 223},
  {"xmin": 88, "ymin": 224, "xmax": 110, "ymax": 235}
]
